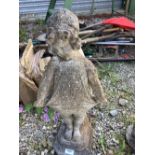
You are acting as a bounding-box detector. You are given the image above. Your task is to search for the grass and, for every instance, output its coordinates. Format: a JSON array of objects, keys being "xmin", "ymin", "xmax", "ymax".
[
  {"xmin": 122, "ymin": 114, "xmax": 135, "ymax": 127},
  {"xmin": 98, "ymin": 132, "xmax": 106, "ymax": 154},
  {"xmin": 19, "ymin": 19, "xmax": 45, "ymax": 42},
  {"xmin": 48, "ymin": 107, "xmax": 54, "ymax": 119},
  {"xmin": 35, "ymin": 107, "xmax": 43, "ymax": 115},
  {"xmin": 113, "ymin": 134, "xmax": 132, "ymax": 155},
  {"xmin": 96, "ymin": 62, "xmax": 121, "ymax": 86},
  {"xmin": 19, "ymin": 28, "xmax": 28, "ymax": 42},
  {"xmin": 25, "ymin": 103, "xmax": 33, "ymax": 112},
  {"xmin": 119, "ymin": 88, "xmax": 134, "ymax": 102},
  {"xmin": 23, "ymin": 103, "xmax": 44, "ymax": 115},
  {"xmin": 35, "ymin": 19, "xmax": 45, "ymax": 26},
  {"xmin": 25, "ymin": 103, "xmax": 54, "ymax": 117},
  {"xmin": 20, "ymin": 103, "xmax": 55, "ymax": 124}
]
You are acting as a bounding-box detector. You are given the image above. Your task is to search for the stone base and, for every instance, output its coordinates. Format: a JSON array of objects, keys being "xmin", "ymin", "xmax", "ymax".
[{"xmin": 53, "ymin": 116, "xmax": 93, "ymax": 155}]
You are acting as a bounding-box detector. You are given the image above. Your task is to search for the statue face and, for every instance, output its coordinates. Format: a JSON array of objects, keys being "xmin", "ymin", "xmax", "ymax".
[
  {"xmin": 46, "ymin": 29, "xmax": 72, "ymax": 59},
  {"xmin": 45, "ymin": 9, "xmax": 80, "ymax": 59}
]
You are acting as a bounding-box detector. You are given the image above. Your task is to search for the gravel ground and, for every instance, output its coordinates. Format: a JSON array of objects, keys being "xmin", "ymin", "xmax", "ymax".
[{"xmin": 19, "ymin": 62, "xmax": 135, "ymax": 155}]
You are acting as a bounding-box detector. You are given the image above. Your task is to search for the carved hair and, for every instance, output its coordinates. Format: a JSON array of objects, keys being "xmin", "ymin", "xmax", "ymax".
[
  {"xmin": 46, "ymin": 9, "xmax": 79, "ymax": 32},
  {"xmin": 46, "ymin": 9, "xmax": 81, "ymax": 50}
]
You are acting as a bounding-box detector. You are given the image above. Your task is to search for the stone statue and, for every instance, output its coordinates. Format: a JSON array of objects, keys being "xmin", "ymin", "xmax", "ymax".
[{"xmin": 34, "ymin": 9, "xmax": 107, "ymax": 154}]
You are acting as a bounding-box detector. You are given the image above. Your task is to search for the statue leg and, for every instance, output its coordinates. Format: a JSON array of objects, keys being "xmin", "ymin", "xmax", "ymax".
[
  {"xmin": 63, "ymin": 115, "xmax": 73, "ymax": 141},
  {"xmin": 73, "ymin": 114, "xmax": 85, "ymax": 142}
]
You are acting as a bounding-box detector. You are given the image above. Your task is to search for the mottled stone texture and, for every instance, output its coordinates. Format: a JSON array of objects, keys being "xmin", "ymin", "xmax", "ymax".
[
  {"xmin": 53, "ymin": 116, "xmax": 93, "ymax": 155},
  {"xmin": 34, "ymin": 8, "xmax": 106, "ymax": 154}
]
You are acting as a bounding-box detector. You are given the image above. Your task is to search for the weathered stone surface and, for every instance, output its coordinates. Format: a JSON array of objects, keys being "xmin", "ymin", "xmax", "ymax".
[
  {"xmin": 53, "ymin": 116, "xmax": 93, "ymax": 155},
  {"xmin": 110, "ymin": 110, "xmax": 118, "ymax": 117},
  {"xmin": 34, "ymin": 8, "xmax": 106, "ymax": 151},
  {"xmin": 118, "ymin": 98, "xmax": 128, "ymax": 106},
  {"xmin": 126, "ymin": 124, "xmax": 135, "ymax": 150}
]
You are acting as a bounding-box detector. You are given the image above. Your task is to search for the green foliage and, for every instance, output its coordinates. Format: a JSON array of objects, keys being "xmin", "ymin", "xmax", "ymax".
[
  {"xmin": 123, "ymin": 115, "xmax": 135, "ymax": 127},
  {"xmin": 115, "ymin": 142, "xmax": 126, "ymax": 155},
  {"xmin": 109, "ymin": 72, "xmax": 120, "ymax": 84},
  {"xmin": 114, "ymin": 134, "xmax": 132, "ymax": 155},
  {"xmin": 120, "ymin": 88, "xmax": 134, "ymax": 101},
  {"xmin": 35, "ymin": 19, "xmax": 44, "ymax": 26},
  {"xmin": 98, "ymin": 133, "xmax": 106, "ymax": 153},
  {"xmin": 25, "ymin": 103, "xmax": 33, "ymax": 112},
  {"xmin": 119, "ymin": 139, "xmax": 126, "ymax": 154},
  {"xmin": 97, "ymin": 62, "xmax": 114, "ymax": 77},
  {"xmin": 97, "ymin": 62, "xmax": 121, "ymax": 85},
  {"xmin": 48, "ymin": 107, "xmax": 54, "ymax": 118},
  {"xmin": 35, "ymin": 107, "xmax": 43, "ymax": 115},
  {"xmin": 19, "ymin": 28, "xmax": 28, "ymax": 42}
]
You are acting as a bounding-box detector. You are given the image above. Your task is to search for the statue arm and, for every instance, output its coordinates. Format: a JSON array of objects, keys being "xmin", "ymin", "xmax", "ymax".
[
  {"xmin": 85, "ymin": 59, "xmax": 107, "ymax": 105},
  {"xmin": 34, "ymin": 57, "xmax": 58, "ymax": 107}
]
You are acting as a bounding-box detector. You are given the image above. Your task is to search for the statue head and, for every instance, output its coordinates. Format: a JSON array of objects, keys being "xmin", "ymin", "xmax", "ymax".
[
  {"xmin": 46, "ymin": 9, "xmax": 81, "ymax": 60},
  {"xmin": 46, "ymin": 8, "xmax": 79, "ymax": 32}
]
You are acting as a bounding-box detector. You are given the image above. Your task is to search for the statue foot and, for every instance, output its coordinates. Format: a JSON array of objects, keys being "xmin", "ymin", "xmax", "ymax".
[
  {"xmin": 64, "ymin": 129, "xmax": 72, "ymax": 141},
  {"xmin": 72, "ymin": 130, "xmax": 81, "ymax": 142}
]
